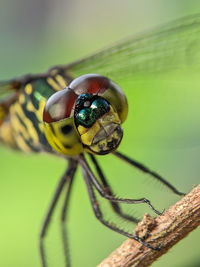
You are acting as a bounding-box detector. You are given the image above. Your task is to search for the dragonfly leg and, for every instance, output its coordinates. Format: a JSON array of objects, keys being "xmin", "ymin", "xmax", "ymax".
[
  {"xmin": 113, "ymin": 151, "xmax": 186, "ymax": 196},
  {"xmin": 81, "ymin": 165, "xmax": 161, "ymax": 251},
  {"xmin": 89, "ymin": 154, "xmax": 140, "ymax": 223},
  {"xmin": 79, "ymin": 154, "xmax": 162, "ymax": 216},
  {"xmin": 60, "ymin": 163, "xmax": 77, "ymax": 267},
  {"xmin": 39, "ymin": 158, "xmax": 78, "ymax": 267}
]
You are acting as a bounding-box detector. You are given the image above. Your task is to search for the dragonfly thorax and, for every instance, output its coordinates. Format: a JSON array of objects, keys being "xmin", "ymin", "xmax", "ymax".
[{"xmin": 43, "ymin": 74, "xmax": 128, "ymax": 156}]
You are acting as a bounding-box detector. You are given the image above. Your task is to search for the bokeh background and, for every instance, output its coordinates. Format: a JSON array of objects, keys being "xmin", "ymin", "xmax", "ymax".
[{"xmin": 1, "ymin": 0, "xmax": 200, "ymax": 267}]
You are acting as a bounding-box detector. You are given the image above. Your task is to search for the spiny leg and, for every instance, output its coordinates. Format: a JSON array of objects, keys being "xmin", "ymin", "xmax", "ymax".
[
  {"xmin": 81, "ymin": 164, "xmax": 160, "ymax": 251},
  {"xmin": 89, "ymin": 154, "xmax": 139, "ymax": 223},
  {"xmin": 40, "ymin": 158, "xmax": 78, "ymax": 267},
  {"xmin": 79, "ymin": 154, "xmax": 162, "ymax": 215},
  {"xmin": 113, "ymin": 151, "xmax": 185, "ymax": 196},
  {"xmin": 60, "ymin": 161, "xmax": 77, "ymax": 267}
]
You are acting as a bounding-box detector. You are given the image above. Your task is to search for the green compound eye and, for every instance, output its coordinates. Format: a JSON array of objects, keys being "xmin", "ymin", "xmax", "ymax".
[
  {"xmin": 75, "ymin": 97, "xmax": 110, "ymax": 128},
  {"xmin": 91, "ymin": 99, "xmax": 110, "ymax": 117},
  {"xmin": 76, "ymin": 108, "xmax": 95, "ymax": 128}
]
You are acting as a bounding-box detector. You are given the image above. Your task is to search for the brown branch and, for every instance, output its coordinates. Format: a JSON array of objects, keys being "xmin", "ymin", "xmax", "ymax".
[{"xmin": 98, "ymin": 184, "xmax": 200, "ymax": 267}]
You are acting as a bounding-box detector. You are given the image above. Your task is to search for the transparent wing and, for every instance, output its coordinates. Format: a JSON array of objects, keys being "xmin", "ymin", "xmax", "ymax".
[
  {"xmin": 0, "ymin": 80, "xmax": 17, "ymax": 101},
  {"xmin": 0, "ymin": 79, "xmax": 22, "ymax": 122},
  {"xmin": 63, "ymin": 13, "xmax": 200, "ymax": 81},
  {"xmin": 58, "ymin": 13, "xmax": 200, "ymax": 150}
]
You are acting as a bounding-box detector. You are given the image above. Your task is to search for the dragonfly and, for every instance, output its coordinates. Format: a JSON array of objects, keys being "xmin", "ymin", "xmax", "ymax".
[{"xmin": 1, "ymin": 13, "xmax": 200, "ymax": 267}]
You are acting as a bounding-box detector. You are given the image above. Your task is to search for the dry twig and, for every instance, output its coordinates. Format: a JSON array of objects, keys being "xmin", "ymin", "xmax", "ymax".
[{"xmin": 98, "ymin": 184, "xmax": 200, "ymax": 267}]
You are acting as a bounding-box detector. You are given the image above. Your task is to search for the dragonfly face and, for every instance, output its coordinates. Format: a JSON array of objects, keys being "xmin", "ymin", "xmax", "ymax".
[{"xmin": 43, "ymin": 74, "xmax": 128, "ymax": 155}]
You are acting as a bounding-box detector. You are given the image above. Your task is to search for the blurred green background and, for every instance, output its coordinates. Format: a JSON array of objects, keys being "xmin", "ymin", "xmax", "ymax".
[{"xmin": 1, "ymin": 0, "xmax": 200, "ymax": 267}]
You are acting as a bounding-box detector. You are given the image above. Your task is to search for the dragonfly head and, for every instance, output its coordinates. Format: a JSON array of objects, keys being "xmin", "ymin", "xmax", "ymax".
[
  {"xmin": 74, "ymin": 93, "xmax": 123, "ymax": 154},
  {"xmin": 43, "ymin": 74, "xmax": 128, "ymax": 156}
]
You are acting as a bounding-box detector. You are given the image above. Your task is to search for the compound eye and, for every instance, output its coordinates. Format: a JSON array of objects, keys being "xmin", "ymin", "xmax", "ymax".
[
  {"xmin": 69, "ymin": 74, "xmax": 110, "ymax": 95},
  {"xmin": 76, "ymin": 108, "xmax": 94, "ymax": 128},
  {"xmin": 75, "ymin": 94, "xmax": 110, "ymax": 128},
  {"xmin": 75, "ymin": 93, "xmax": 93, "ymax": 109},
  {"xmin": 43, "ymin": 88, "xmax": 77, "ymax": 123}
]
